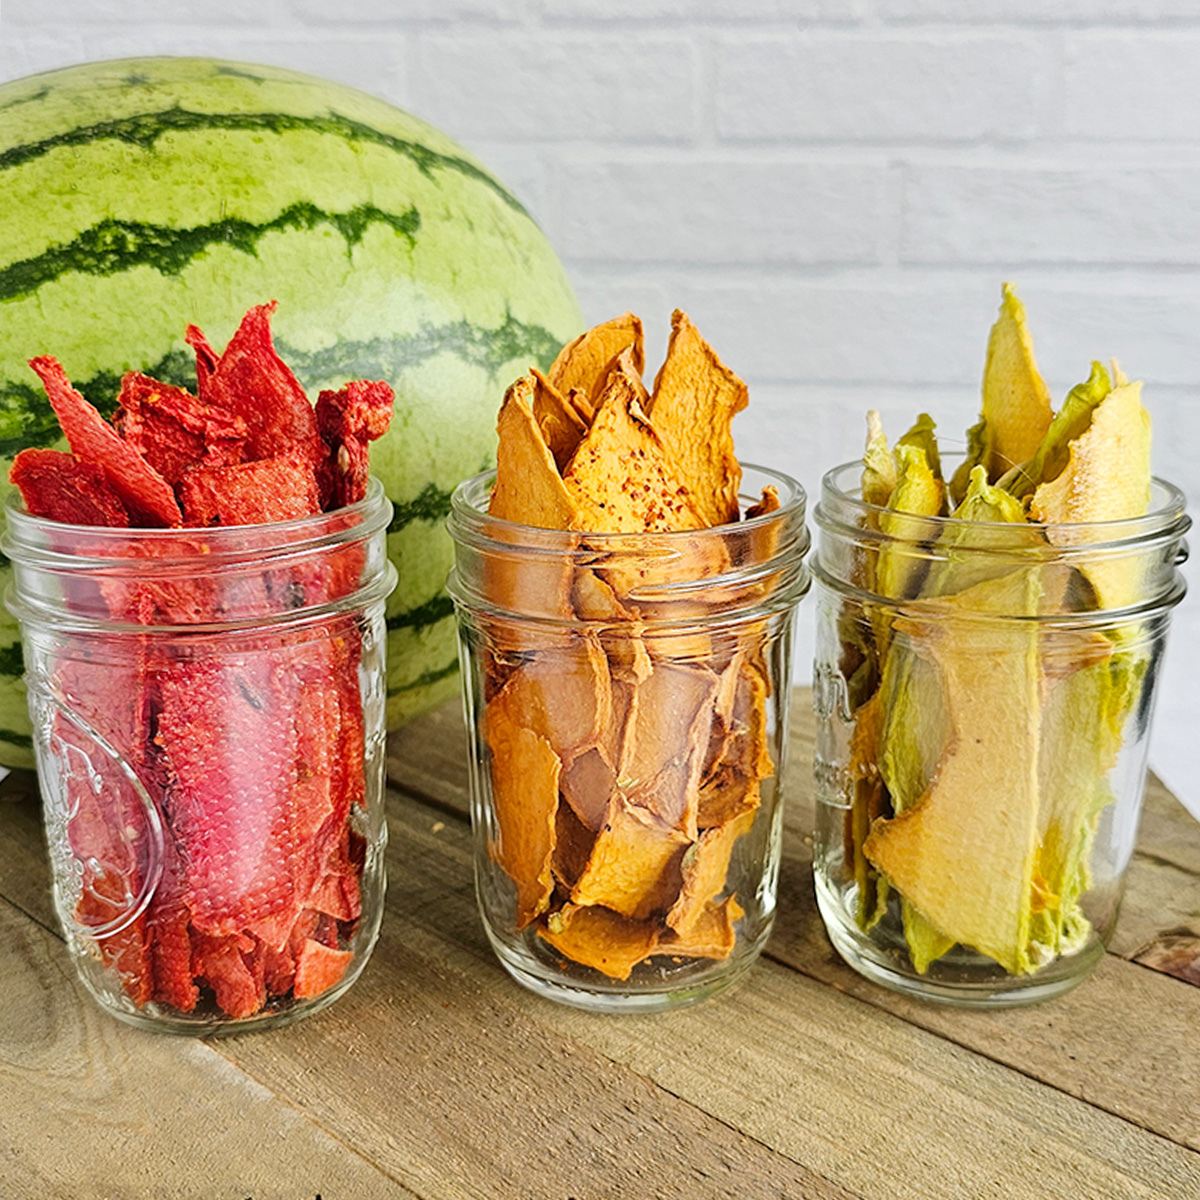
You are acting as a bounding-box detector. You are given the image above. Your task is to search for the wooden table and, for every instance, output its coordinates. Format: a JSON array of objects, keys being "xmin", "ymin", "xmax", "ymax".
[{"xmin": 1, "ymin": 689, "xmax": 1198, "ymax": 1198}]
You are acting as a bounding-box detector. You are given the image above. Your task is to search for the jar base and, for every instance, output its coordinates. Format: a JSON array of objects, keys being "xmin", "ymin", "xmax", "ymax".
[
  {"xmin": 815, "ymin": 880, "xmax": 1104, "ymax": 1009},
  {"xmin": 484, "ymin": 920, "xmax": 772, "ymax": 1014}
]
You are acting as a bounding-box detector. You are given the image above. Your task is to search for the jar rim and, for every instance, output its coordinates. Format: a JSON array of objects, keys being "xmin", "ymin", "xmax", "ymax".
[
  {"xmin": 2, "ymin": 476, "xmax": 392, "ymax": 568},
  {"xmin": 817, "ymin": 455, "xmax": 1190, "ymax": 546},
  {"xmin": 448, "ymin": 461, "xmax": 807, "ymax": 547}
]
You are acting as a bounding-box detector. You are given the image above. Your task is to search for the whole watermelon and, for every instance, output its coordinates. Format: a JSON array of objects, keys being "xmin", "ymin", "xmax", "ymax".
[{"xmin": 0, "ymin": 57, "xmax": 583, "ymax": 767}]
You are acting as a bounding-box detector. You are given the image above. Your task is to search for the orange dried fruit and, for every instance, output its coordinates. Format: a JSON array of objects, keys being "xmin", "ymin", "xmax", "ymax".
[
  {"xmin": 547, "ymin": 311, "xmax": 646, "ymax": 412},
  {"xmin": 666, "ymin": 808, "xmax": 756, "ymax": 936},
  {"xmin": 530, "ymin": 367, "xmax": 588, "ymax": 474},
  {"xmin": 539, "ymin": 903, "xmax": 659, "ymax": 981},
  {"xmin": 646, "ymin": 310, "xmax": 748, "ymax": 527},
  {"xmin": 483, "ymin": 703, "xmax": 562, "ymax": 930},
  {"xmin": 563, "ymin": 350, "xmax": 706, "ymax": 536},
  {"xmin": 660, "ymin": 896, "xmax": 744, "ymax": 961},
  {"xmin": 570, "ymin": 793, "xmax": 688, "ymax": 921}
]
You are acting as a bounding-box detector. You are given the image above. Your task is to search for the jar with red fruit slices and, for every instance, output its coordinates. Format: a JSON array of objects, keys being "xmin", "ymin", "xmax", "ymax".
[{"xmin": 3, "ymin": 481, "xmax": 395, "ymax": 1032}]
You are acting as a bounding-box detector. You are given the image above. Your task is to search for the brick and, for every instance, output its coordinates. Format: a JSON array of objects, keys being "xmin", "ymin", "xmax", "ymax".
[
  {"xmin": 412, "ymin": 34, "xmax": 696, "ymax": 142},
  {"xmin": 461, "ymin": 144, "xmax": 553, "ymax": 228},
  {"xmin": 717, "ymin": 34, "xmax": 1047, "ymax": 142},
  {"xmin": 533, "ymin": 0, "xmax": 845, "ymax": 19},
  {"xmin": 879, "ymin": 0, "xmax": 1200, "ymax": 19},
  {"xmin": 4, "ymin": 0, "xmax": 284, "ymax": 23},
  {"xmin": 557, "ymin": 160, "xmax": 885, "ymax": 266},
  {"xmin": 289, "ymin": 0, "xmax": 523, "ymax": 23},
  {"xmin": 1065, "ymin": 34, "xmax": 1200, "ymax": 140},
  {"xmin": 900, "ymin": 165, "xmax": 1200, "ymax": 265}
]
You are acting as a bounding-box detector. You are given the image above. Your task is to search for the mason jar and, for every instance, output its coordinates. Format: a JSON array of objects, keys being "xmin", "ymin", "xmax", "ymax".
[
  {"xmin": 447, "ymin": 465, "xmax": 811, "ymax": 1012},
  {"xmin": 3, "ymin": 480, "xmax": 395, "ymax": 1033},
  {"xmin": 811, "ymin": 457, "xmax": 1190, "ymax": 1006}
]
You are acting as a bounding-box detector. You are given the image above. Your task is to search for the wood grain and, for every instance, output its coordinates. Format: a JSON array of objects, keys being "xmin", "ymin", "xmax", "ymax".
[
  {"xmin": 375, "ymin": 789, "xmax": 1200, "ymax": 1200},
  {"xmin": 388, "ymin": 691, "xmax": 1200, "ymax": 1155},
  {"xmin": 0, "ymin": 894, "xmax": 413, "ymax": 1199}
]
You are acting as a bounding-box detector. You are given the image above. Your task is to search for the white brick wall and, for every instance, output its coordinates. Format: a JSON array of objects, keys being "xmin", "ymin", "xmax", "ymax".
[{"xmin": 2, "ymin": 2, "xmax": 1199, "ymax": 814}]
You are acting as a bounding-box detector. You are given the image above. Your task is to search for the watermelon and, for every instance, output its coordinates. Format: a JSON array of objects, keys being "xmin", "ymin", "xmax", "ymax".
[{"xmin": 0, "ymin": 57, "xmax": 583, "ymax": 766}]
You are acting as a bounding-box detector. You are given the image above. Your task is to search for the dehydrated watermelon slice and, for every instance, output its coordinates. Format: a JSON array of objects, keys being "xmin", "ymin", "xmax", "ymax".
[
  {"xmin": 10, "ymin": 448, "xmax": 130, "ymax": 526},
  {"xmin": 315, "ymin": 379, "xmax": 395, "ymax": 509},
  {"xmin": 114, "ymin": 371, "xmax": 247, "ymax": 486},
  {"xmin": 28, "ymin": 357, "xmax": 181, "ymax": 526},
  {"xmin": 293, "ymin": 937, "xmax": 353, "ymax": 998},
  {"xmin": 193, "ymin": 302, "xmax": 324, "ymax": 465},
  {"xmin": 179, "ymin": 453, "xmax": 322, "ymax": 527}
]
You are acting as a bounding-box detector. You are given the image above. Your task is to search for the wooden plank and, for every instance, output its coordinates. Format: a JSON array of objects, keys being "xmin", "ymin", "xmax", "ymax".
[
  {"xmin": 364, "ymin": 791, "xmax": 1200, "ymax": 1200},
  {"xmin": 0, "ymin": 768, "xmax": 846, "ymax": 1197},
  {"xmin": 386, "ymin": 691, "xmax": 1200, "ymax": 1152},
  {"xmin": 0, "ymin": 894, "xmax": 413, "ymax": 1199}
]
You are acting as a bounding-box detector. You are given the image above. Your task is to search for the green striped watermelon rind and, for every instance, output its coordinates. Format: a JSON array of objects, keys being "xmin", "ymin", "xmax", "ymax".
[{"xmin": 0, "ymin": 56, "xmax": 585, "ymax": 766}]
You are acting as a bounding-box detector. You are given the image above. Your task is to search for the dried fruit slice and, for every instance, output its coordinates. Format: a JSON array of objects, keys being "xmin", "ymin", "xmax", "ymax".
[
  {"xmin": 646, "ymin": 310, "xmax": 748, "ymax": 527},
  {"xmin": 192, "ymin": 302, "xmax": 324, "ymax": 465},
  {"xmin": 666, "ymin": 807, "xmax": 756, "ymax": 935},
  {"xmin": 862, "ymin": 410, "xmax": 897, "ymax": 509},
  {"xmin": 28, "ymin": 356, "xmax": 181, "ymax": 526},
  {"xmin": 660, "ymin": 896, "xmax": 744, "ymax": 961},
  {"xmin": 315, "ymin": 379, "xmax": 395, "ymax": 508},
  {"xmin": 530, "ymin": 367, "xmax": 588, "ymax": 474},
  {"xmin": 180, "ymin": 453, "xmax": 322, "ymax": 526},
  {"xmin": 1029, "ymin": 382, "xmax": 1152, "ymax": 609},
  {"xmin": 293, "ymin": 938, "xmax": 354, "ymax": 999},
  {"xmin": 547, "ymin": 311, "xmax": 645, "ymax": 411},
  {"xmin": 571, "ymin": 792, "xmax": 688, "ymax": 920},
  {"xmin": 10, "ymin": 448, "xmax": 129, "ymax": 526},
  {"xmin": 563, "ymin": 351, "xmax": 706, "ymax": 535},
  {"xmin": 483, "ymin": 702, "xmax": 561, "ymax": 929},
  {"xmin": 951, "ymin": 283, "xmax": 1054, "ymax": 503},
  {"xmin": 114, "ymin": 371, "xmax": 247, "ymax": 486},
  {"xmin": 539, "ymin": 903, "xmax": 659, "ymax": 980}
]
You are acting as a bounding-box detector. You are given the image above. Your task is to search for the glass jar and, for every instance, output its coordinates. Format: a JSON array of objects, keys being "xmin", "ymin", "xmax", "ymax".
[
  {"xmin": 447, "ymin": 464, "xmax": 810, "ymax": 1012},
  {"xmin": 812, "ymin": 458, "xmax": 1190, "ymax": 1006},
  {"xmin": 2, "ymin": 480, "xmax": 395, "ymax": 1033}
]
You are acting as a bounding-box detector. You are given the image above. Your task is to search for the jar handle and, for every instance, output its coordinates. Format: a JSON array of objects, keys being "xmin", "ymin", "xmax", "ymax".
[
  {"xmin": 1175, "ymin": 538, "xmax": 1190, "ymax": 567},
  {"xmin": 42, "ymin": 686, "xmax": 164, "ymax": 941}
]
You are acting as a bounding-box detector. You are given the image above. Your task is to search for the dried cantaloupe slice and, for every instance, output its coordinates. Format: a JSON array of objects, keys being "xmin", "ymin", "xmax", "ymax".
[
  {"xmin": 563, "ymin": 350, "xmax": 706, "ymax": 535},
  {"xmin": 490, "ymin": 375, "xmax": 578, "ymax": 529},
  {"xmin": 547, "ymin": 312, "xmax": 646, "ymax": 411},
  {"xmin": 666, "ymin": 807, "xmax": 756, "ymax": 936},
  {"xmin": 647, "ymin": 310, "xmax": 748, "ymax": 527},
  {"xmin": 530, "ymin": 367, "xmax": 588, "ymax": 474},
  {"xmin": 660, "ymin": 897, "xmax": 744, "ymax": 960},
  {"xmin": 951, "ymin": 283, "xmax": 1054, "ymax": 503},
  {"xmin": 570, "ymin": 793, "xmax": 689, "ymax": 920},
  {"xmin": 483, "ymin": 706, "xmax": 562, "ymax": 930},
  {"xmin": 539, "ymin": 903, "xmax": 659, "ymax": 980}
]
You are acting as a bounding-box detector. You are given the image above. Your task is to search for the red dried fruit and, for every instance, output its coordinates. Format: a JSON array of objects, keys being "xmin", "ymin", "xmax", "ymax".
[
  {"xmin": 9, "ymin": 448, "xmax": 130, "ymax": 527},
  {"xmin": 28, "ymin": 357, "xmax": 182, "ymax": 526},
  {"xmin": 315, "ymin": 380, "xmax": 395, "ymax": 508},
  {"xmin": 179, "ymin": 453, "xmax": 322, "ymax": 527},
  {"xmin": 193, "ymin": 302, "xmax": 325, "ymax": 465},
  {"xmin": 113, "ymin": 371, "xmax": 247, "ymax": 486},
  {"xmin": 293, "ymin": 938, "xmax": 354, "ymax": 999}
]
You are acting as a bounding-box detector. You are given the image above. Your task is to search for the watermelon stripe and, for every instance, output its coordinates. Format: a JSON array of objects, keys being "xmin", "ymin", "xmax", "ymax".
[
  {"xmin": 0, "ymin": 316, "xmax": 556, "ymax": 460},
  {"xmin": 387, "ymin": 594, "xmax": 455, "ymax": 633},
  {"xmin": 387, "ymin": 482, "xmax": 453, "ymax": 534},
  {"xmin": 388, "ymin": 657, "xmax": 458, "ymax": 697},
  {"xmin": 0, "ymin": 729, "xmax": 33, "ymax": 750},
  {"xmin": 0, "ymin": 106, "xmax": 530, "ymax": 217},
  {"xmin": 0, "ymin": 202, "xmax": 420, "ymax": 304},
  {"xmin": 0, "ymin": 645, "xmax": 22, "ymax": 676}
]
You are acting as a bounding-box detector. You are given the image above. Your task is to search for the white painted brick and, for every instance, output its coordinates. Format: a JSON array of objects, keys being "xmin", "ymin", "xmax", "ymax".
[
  {"xmin": 556, "ymin": 160, "xmax": 886, "ymax": 265},
  {"xmin": 1065, "ymin": 34, "xmax": 1200, "ymax": 140},
  {"xmin": 533, "ymin": 0, "xmax": 848, "ymax": 20},
  {"xmin": 0, "ymin": 36, "xmax": 94, "ymax": 86},
  {"xmin": 460, "ymin": 144, "xmax": 553, "ymax": 228},
  {"xmin": 880, "ymin": 0, "xmax": 1200, "ymax": 20},
  {"xmin": 4, "ymin": 0, "xmax": 285, "ymax": 24},
  {"xmin": 11, "ymin": 31, "xmax": 411, "ymax": 103},
  {"xmin": 412, "ymin": 34, "xmax": 696, "ymax": 143},
  {"xmin": 716, "ymin": 33, "xmax": 1047, "ymax": 142},
  {"xmin": 289, "ymin": 0, "xmax": 524, "ymax": 24},
  {"xmin": 901, "ymin": 164, "xmax": 1200, "ymax": 265}
]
